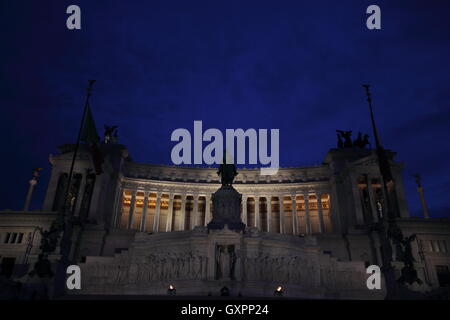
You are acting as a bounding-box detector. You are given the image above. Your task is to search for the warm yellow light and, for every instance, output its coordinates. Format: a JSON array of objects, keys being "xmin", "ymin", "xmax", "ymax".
[{"xmin": 276, "ymin": 286, "xmax": 283, "ymax": 292}]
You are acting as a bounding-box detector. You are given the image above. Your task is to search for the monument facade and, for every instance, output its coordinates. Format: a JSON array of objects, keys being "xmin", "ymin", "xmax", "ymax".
[{"xmin": 1, "ymin": 141, "xmax": 450, "ymax": 298}]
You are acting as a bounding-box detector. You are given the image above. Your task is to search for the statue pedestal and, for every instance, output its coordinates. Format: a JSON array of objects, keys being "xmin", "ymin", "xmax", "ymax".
[{"xmin": 207, "ymin": 186, "xmax": 246, "ymax": 232}]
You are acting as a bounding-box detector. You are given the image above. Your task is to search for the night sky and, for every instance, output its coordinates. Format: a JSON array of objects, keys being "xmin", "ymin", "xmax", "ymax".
[{"xmin": 1, "ymin": 1, "xmax": 449, "ymax": 217}]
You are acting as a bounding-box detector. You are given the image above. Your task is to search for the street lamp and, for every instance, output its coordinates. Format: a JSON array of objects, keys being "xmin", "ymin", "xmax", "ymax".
[
  {"xmin": 167, "ymin": 284, "xmax": 176, "ymax": 295},
  {"xmin": 274, "ymin": 285, "xmax": 283, "ymax": 296}
]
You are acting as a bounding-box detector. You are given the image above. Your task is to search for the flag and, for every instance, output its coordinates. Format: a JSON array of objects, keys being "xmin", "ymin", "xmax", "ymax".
[{"xmin": 80, "ymin": 105, "xmax": 104, "ymax": 174}]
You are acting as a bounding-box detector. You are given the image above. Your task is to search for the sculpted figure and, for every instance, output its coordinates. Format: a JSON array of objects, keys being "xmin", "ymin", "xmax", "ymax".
[
  {"xmin": 105, "ymin": 265, "xmax": 112, "ymax": 284},
  {"xmin": 161, "ymin": 257, "xmax": 168, "ymax": 279},
  {"xmin": 97, "ymin": 264, "xmax": 103, "ymax": 281},
  {"xmin": 169, "ymin": 254, "xmax": 176, "ymax": 279},
  {"xmin": 96, "ymin": 264, "xmax": 103, "ymax": 283},
  {"xmin": 127, "ymin": 263, "xmax": 135, "ymax": 284},
  {"xmin": 261, "ymin": 256, "xmax": 268, "ymax": 281},
  {"xmin": 250, "ymin": 257, "xmax": 258, "ymax": 281},
  {"xmin": 196, "ymin": 256, "xmax": 202, "ymax": 279},
  {"xmin": 308, "ymin": 263, "xmax": 317, "ymax": 287},
  {"xmin": 296, "ymin": 257, "xmax": 303, "ymax": 282},
  {"xmin": 229, "ymin": 247, "xmax": 237, "ymax": 280},
  {"xmin": 275, "ymin": 258, "xmax": 283, "ymax": 282},
  {"xmin": 219, "ymin": 246, "xmax": 231, "ymax": 279},
  {"xmin": 115, "ymin": 264, "xmax": 123, "ymax": 284},
  {"xmin": 244, "ymin": 258, "xmax": 250, "ymax": 280},
  {"xmin": 120, "ymin": 264, "xmax": 128, "ymax": 284},
  {"xmin": 257, "ymin": 254, "xmax": 265, "ymax": 280},
  {"xmin": 174, "ymin": 254, "xmax": 180, "ymax": 278},
  {"xmin": 136, "ymin": 263, "xmax": 143, "ymax": 282},
  {"xmin": 111, "ymin": 264, "xmax": 118, "ymax": 284},
  {"xmin": 217, "ymin": 153, "xmax": 238, "ymax": 187},
  {"xmin": 92, "ymin": 263, "xmax": 99, "ymax": 281},
  {"xmin": 104, "ymin": 125, "xmax": 118, "ymax": 144},
  {"xmin": 179, "ymin": 253, "xmax": 185, "ymax": 278},
  {"xmin": 192, "ymin": 255, "xmax": 201, "ymax": 279},
  {"xmin": 157, "ymin": 256, "xmax": 163, "ymax": 279},
  {"xmin": 147, "ymin": 256, "xmax": 154, "ymax": 281},
  {"xmin": 336, "ymin": 130, "xmax": 353, "ymax": 148},
  {"xmin": 108, "ymin": 265, "xmax": 114, "ymax": 284},
  {"xmin": 287, "ymin": 258, "xmax": 295, "ymax": 282},
  {"xmin": 173, "ymin": 254, "xmax": 179, "ymax": 278},
  {"xmin": 362, "ymin": 134, "xmax": 370, "ymax": 148},
  {"xmin": 102, "ymin": 264, "xmax": 109, "ymax": 284},
  {"xmin": 353, "ymin": 132, "xmax": 370, "ymax": 148},
  {"xmin": 187, "ymin": 253, "xmax": 193, "ymax": 278},
  {"xmin": 146, "ymin": 260, "xmax": 154, "ymax": 282},
  {"xmin": 187, "ymin": 254, "xmax": 193, "ymax": 279},
  {"xmin": 337, "ymin": 133, "xmax": 344, "ymax": 148},
  {"xmin": 154, "ymin": 257, "xmax": 161, "ymax": 280},
  {"xmin": 201, "ymin": 256, "xmax": 208, "ymax": 278},
  {"xmin": 280, "ymin": 257, "xmax": 287, "ymax": 282},
  {"xmin": 165, "ymin": 255, "xmax": 171, "ymax": 279},
  {"xmin": 107, "ymin": 265, "xmax": 113, "ymax": 284},
  {"xmin": 123, "ymin": 264, "xmax": 130, "ymax": 284},
  {"xmin": 353, "ymin": 132, "xmax": 363, "ymax": 148},
  {"xmin": 398, "ymin": 234, "xmax": 422, "ymax": 285}
]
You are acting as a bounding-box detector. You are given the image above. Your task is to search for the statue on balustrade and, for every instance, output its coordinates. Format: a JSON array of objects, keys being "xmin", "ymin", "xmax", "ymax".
[
  {"xmin": 104, "ymin": 125, "xmax": 118, "ymax": 144},
  {"xmin": 353, "ymin": 132, "xmax": 370, "ymax": 148},
  {"xmin": 336, "ymin": 130, "xmax": 353, "ymax": 148}
]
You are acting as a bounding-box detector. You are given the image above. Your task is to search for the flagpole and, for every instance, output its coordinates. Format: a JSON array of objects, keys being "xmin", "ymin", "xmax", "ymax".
[
  {"xmin": 362, "ymin": 85, "xmax": 382, "ymax": 149},
  {"xmin": 63, "ymin": 80, "xmax": 96, "ymax": 212},
  {"xmin": 361, "ymin": 84, "xmax": 399, "ymax": 299},
  {"xmin": 53, "ymin": 80, "xmax": 96, "ymax": 297}
]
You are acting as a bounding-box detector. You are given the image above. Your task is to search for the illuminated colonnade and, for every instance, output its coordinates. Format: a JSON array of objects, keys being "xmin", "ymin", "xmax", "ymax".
[{"xmin": 115, "ymin": 186, "xmax": 332, "ymax": 235}]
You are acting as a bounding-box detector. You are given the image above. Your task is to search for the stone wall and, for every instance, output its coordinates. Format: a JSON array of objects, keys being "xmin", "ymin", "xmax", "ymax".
[{"xmin": 76, "ymin": 227, "xmax": 382, "ymax": 299}]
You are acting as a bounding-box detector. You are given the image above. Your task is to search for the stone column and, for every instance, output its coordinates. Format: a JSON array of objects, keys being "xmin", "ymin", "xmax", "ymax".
[
  {"xmin": 140, "ymin": 191, "xmax": 150, "ymax": 231},
  {"xmin": 85, "ymin": 171, "xmax": 104, "ymax": 225},
  {"xmin": 255, "ymin": 196, "xmax": 261, "ymax": 230},
  {"xmin": 23, "ymin": 178, "xmax": 38, "ymax": 212},
  {"xmin": 74, "ymin": 170, "xmax": 88, "ymax": 217},
  {"xmin": 317, "ymin": 193, "xmax": 325, "ymax": 233},
  {"xmin": 127, "ymin": 190, "xmax": 137, "ymax": 229},
  {"xmin": 165, "ymin": 193, "xmax": 175, "ymax": 232},
  {"xmin": 279, "ymin": 196, "xmax": 285, "ymax": 234},
  {"xmin": 329, "ymin": 176, "xmax": 341, "ymax": 233},
  {"xmin": 204, "ymin": 194, "xmax": 212, "ymax": 225},
  {"xmin": 267, "ymin": 196, "xmax": 272, "ymax": 232},
  {"xmin": 366, "ymin": 175, "xmax": 379, "ymax": 222},
  {"xmin": 291, "ymin": 195, "xmax": 298, "ymax": 235},
  {"xmin": 153, "ymin": 191, "xmax": 162, "ymax": 232},
  {"xmin": 241, "ymin": 195, "xmax": 248, "ymax": 225},
  {"xmin": 192, "ymin": 194, "xmax": 199, "ymax": 228},
  {"xmin": 43, "ymin": 169, "xmax": 62, "ymax": 211},
  {"xmin": 304, "ymin": 192, "xmax": 311, "ymax": 234},
  {"xmin": 393, "ymin": 171, "xmax": 410, "ymax": 218},
  {"xmin": 111, "ymin": 183, "xmax": 122, "ymax": 228},
  {"xmin": 180, "ymin": 193, "xmax": 187, "ymax": 230},
  {"xmin": 350, "ymin": 173, "xmax": 365, "ymax": 225},
  {"xmin": 417, "ymin": 185, "xmax": 430, "ymax": 219}
]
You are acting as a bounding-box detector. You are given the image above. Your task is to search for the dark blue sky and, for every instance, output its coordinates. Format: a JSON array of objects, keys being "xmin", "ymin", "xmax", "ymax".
[{"xmin": 1, "ymin": 1, "xmax": 449, "ymax": 217}]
